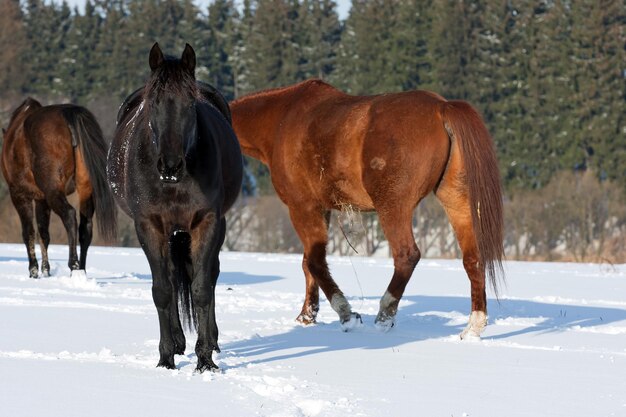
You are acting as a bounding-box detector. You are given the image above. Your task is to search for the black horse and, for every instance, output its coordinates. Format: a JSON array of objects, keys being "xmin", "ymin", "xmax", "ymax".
[{"xmin": 108, "ymin": 43, "xmax": 243, "ymax": 372}]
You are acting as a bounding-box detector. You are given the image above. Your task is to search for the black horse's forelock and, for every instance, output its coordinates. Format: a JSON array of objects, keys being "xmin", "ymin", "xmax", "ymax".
[{"xmin": 144, "ymin": 57, "xmax": 199, "ymax": 102}]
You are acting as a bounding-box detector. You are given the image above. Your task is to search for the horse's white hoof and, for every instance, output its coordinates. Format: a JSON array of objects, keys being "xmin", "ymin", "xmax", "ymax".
[
  {"xmin": 460, "ymin": 310, "xmax": 487, "ymax": 340},
  {"xmin": 340, "ymin": 312, "xmax": 362, "ymax": 332},
  {"xmin": 374, "ymin": 317, "xmax": 395, "ymax": 333}
]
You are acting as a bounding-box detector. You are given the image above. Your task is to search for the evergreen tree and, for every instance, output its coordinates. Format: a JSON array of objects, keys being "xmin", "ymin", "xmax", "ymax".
[
  {"xmin": 299, "ymin": 0, "xmax": 342, "ymax": 80},
  {"xmin": 203, "ymin": 0, "xmax": 238, "ymax": 99},
  {"xmin": 568, "ymin": 0, "xmax": 626, "ymax": 184},
  {"xmin": 0, "ymin": 0, "xmax": 28, "ymax": 94},
  {"xmin": 65, "ymin": 0, "xmax": 102, "ymax": 102},
  {"xmin": 240, "ymin": 0, "xmax": 302, "ymax": 92}
]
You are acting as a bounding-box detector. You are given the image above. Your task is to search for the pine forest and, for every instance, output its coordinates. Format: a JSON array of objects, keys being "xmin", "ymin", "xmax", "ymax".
[{"xmin": 0, "ymin": 0, "xmax": 625, "ymax": 263}]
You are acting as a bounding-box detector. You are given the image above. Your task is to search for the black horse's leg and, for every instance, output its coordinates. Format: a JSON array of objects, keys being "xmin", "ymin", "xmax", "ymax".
[
  {"xmin": 135, "ymin": 219, "xmax": 178, "ymax": 369},
  {"xmin": 35, "ymin": 200, "xmax": 51, "ymax": 276},
  {"xmin": 170, "ymin": 287, "xmax": 187, "ymax": 355},
  {"xmin": 78, "ymin": 196, "xmax": 94, "ymax": 270},
  {"xmin": 208, "ymin": 218, "xmax": 226, "ymax": 355},
  {"xmin": 12, "ymin": 195, "xmax": 38, "ymax": 278},
  {"xmin": 48, "ymin": 191, "xmax": 79, "ymax": 271},
  {"xmin": 190, "ymin": 216, "xmax": 221, "ymax": 373}
]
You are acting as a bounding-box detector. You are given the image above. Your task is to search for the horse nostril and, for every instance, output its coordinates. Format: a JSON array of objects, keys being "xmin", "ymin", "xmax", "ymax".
[{"xmin": 157, "ymin": 155, "xmax": 184, "ymax": 183}]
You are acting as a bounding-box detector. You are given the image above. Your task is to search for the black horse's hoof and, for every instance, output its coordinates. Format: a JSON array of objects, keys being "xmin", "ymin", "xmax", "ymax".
[
  {"xmin": 156, "ymin": 358, "xmax": 176, "ymax": 370},
  {"xmin": 195, "ymin": 360, "xmax": 219, "ymax": 374},
  {"xmin": 29, "ymin": 268, "xmax": 39, "ymax": 279}
]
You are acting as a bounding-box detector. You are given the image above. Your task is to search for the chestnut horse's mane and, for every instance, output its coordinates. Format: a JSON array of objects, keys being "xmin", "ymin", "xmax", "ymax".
[{"xmin": 231, "ymin": 79, "xmax": 339, "ymax": 106}]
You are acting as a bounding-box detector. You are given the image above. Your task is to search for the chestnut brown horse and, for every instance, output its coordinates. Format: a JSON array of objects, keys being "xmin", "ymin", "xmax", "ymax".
[
  {"xmin": 1, "ymin": 98, "xmax": 117, "ymax": 278},
  {"xmin": 230, "ymin": 79, "xmax": 504, "ymax": 338}
]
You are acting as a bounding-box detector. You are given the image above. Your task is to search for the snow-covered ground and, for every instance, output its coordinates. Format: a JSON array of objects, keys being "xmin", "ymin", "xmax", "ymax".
[{"xmin": 1, "ymin": 242, "xmax": 625, "ymax": 417}]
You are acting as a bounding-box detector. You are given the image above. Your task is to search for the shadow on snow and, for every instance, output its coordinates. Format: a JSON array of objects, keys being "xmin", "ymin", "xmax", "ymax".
[{"xmin": 221, "ymin": 294, "xmax": 626, "ymax": 368}]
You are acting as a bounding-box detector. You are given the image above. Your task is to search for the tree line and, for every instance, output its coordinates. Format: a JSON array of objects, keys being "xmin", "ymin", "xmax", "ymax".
[{"xmin": 0, "ymin": 0, "xmax": 625, "ymax": 262}]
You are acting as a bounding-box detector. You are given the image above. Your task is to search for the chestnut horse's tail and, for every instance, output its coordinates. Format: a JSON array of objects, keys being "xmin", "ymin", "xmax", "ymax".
[
  {"xmin": 441, "ymin": 101, "xmax": 505, "ymax": 296},
  {"xmin": 61, "ymin": 107, "xmax": 118, "ymax": 243}
]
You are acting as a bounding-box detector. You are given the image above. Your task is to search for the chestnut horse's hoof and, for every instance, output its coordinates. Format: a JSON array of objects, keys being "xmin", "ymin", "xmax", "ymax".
[
  {"xmin": 296, "ymin": 313, "xmax": 316, "ymax": 325},
  {"xmin": 460, "ymin": 310, "xmax": 487, "ymax": 340},
  {"xmin": 340, "ymin": 312, "xmax": 362, "ymax": 332},
  {"xmin": 374, "ymin": 315, "xmax": 395, "ymax": 333}
]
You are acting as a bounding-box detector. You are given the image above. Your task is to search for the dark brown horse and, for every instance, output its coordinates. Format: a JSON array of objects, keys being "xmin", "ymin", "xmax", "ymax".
[
  {"xmin": 230, "ymin": 79, "xmax": 504, "ymax": 338},
  {"xmin": 109, "ymin": 43, "xmax": 242, "ymax": 371},
  {"xmin": 1, "ymin": 98, "xmax": 117, "ymax": 278}
]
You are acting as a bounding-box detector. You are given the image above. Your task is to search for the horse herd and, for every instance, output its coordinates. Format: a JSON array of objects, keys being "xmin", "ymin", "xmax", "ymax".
[{"xmin": 1, "ymin": 43, "xmax": 505, "ymax": 372}]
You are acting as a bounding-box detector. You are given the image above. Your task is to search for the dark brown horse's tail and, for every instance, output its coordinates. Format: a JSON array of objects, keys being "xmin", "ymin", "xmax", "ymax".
[
  {"xmin": 441, "ymin": 101, "xmax": 505, "ymax": 296},
  {"xmin": 61, "ymin": 107, "xmax": 118, "ymax": 243}
]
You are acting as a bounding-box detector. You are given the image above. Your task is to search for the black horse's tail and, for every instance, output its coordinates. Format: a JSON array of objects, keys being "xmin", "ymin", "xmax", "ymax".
[
  {"xmin": 170, "ymin": 231, "xmax": 196, "ymax": 332},
  {"xmin": 61, "ymin": 106, "xmax": 117, "ymax": 243}
]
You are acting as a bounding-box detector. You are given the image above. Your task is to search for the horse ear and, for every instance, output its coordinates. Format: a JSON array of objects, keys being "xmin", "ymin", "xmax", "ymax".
[
  {"xmin": 181, "ymin": 43, "xmax": 196, "ymax": 76},
  {"xmin": 149, "ymin": 43, "xmax": 164, "ymax": 71}
]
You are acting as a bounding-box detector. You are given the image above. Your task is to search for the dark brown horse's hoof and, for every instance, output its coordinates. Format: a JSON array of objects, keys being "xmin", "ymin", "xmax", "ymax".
[{"xmin": 29, "ymin": 268, "xmax": 39, "ymax": 279}]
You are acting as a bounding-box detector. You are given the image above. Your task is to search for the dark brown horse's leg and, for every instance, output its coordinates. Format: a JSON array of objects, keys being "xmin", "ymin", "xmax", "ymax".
[
  {"xmin": 289, "ymin": 206, "xmax": 360, "ymax": 330},
  {"xmin": 47, "ymin": 191, "xmax": 80, "ymax": 271},
  {"xmin": 35, "ymin": 200, "xmax": 51, "ymax": 276},
  {"xmin": 12, "ymin": 195, "xmax": 38, "ymax": 278},
  {"xmin": 78, "ymin": 196, "xmax": 94, "ymax": 270},
  {"xmin": 135, "ymin": 219, "xmax": 178, "ymax": 369},
  {"xmin": 190, "ymin": 217, "xmax": 223, "ymax": 372},
  {"xmin": 374, "ymin": 208, "xmax": 421, "ymax": 330}
]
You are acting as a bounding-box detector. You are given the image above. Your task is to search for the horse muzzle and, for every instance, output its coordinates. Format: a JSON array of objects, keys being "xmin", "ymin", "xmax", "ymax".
[{"xmin": 157, "ymin": 155, "xmax": 185, "ymax": 184}]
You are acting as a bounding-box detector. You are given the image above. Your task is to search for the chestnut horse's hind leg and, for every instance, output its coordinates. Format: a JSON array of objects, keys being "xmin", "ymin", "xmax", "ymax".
[
  {"xmin": 374, "ymin": 207, "xmax": 421, "ymax": 331},
  {"xmin": 12, "ymin": 195, "xmax": 39, "ymax": 278},
  {"xmin": 436, "ymin": 189, "xmax": 488, "ymax": 339},
  {"xmin": 288, "ymin": 206, "xmax": 361, "ymax": 330},
  {"xmin": 35, "ymin": 200, "xmax": 51, "ymax": 276}
]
